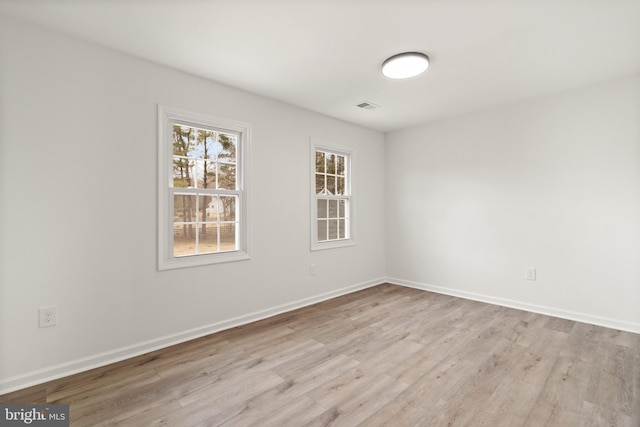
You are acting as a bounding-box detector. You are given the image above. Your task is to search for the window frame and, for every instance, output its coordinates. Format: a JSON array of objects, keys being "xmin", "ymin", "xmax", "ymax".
[
  {"xmin": 310, "ymin": 139, "xmax": 355, "ymax": 251},
  {"xmin": 158, "ymin": 105, "xmax": 251, "ymax": 270}
]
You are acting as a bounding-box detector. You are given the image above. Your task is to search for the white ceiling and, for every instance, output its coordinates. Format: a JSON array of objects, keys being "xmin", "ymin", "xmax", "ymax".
[{"xmin": 2, "ymin": 0, "xmax": 640, "ymax": 132}]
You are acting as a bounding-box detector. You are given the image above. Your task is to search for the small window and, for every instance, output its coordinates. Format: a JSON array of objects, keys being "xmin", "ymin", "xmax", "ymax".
[
  {"xmin": 158, "ymin": 106, "xmax": 250, "ymax": 270},
  {"xmin": 311, "ymin": 140, "xmax": 354, "ymax": 250}
]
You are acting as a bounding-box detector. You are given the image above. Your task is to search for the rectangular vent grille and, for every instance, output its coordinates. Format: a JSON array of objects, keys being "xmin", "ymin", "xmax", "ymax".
[{"xmin": 356, "ymin": 101, "xmax": 381, "ymax": 111}]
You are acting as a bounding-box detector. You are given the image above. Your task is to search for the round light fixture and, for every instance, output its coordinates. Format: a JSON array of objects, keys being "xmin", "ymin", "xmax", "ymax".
[{"xmin": 382, "ymin": 52, "xmax": 430, "ymax": 79}]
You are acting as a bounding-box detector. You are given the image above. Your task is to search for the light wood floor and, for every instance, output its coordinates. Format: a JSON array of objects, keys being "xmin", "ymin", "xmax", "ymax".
[{"xmin": 1, "ymin": 284, "xmax": 639, "ymax": 426}]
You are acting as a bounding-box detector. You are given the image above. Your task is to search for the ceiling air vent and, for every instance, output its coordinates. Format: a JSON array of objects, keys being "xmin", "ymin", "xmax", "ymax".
[{"xmin": 356, "ymin": 101, "xmax": 381, "ymax": 111}]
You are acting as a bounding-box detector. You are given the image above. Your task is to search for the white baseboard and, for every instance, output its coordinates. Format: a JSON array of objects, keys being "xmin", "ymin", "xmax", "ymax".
[
  {"xmin": 0, "ymin": 278, "xmax": 385, "ymax": 395},
  {"xmin": 4, "ymin": 276, "xmax": 637, "ymax": 395},
  {"xmin": 387, "ymin": 277, "xmax": 640, "ymax": 334}
]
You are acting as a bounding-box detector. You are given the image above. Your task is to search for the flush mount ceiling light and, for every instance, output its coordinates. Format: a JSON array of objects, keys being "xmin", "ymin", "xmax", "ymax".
[{"xmin": 382, "ymin": 52, "xmax": 430, "ymax": 79}]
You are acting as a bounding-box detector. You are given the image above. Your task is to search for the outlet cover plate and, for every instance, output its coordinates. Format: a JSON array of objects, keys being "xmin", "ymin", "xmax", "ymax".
[
  {"xmin": 39, "ymin": 306, "xmax": 57, "ymax": 328},
  {"xmin": 526, "ymin": 268, "xmax": 536, "ymax": 281}
]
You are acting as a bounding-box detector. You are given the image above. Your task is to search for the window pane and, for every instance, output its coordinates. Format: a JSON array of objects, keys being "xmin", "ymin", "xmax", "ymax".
[
  {"xmin": 336, "ymin": 177, "xmax": 345, "ymax": 195},
  {"xmin": 338, "ymin": 219, "xmax": 345, "ymax": 238},
  {"xmin": 326, "ymin": 154, "xmax": 336, "ymax": 174},
  {"xmin": 198, "ymin": 224, "xmax": 218, "ymax": 254},
  {"xmin": 173, "ymin": 125, "xmax": 195, "ymax": 156},
  {"xmin": 202, "ymin": 159, "xmax": 216, "ymax": 189},
  {"xmin": 220, "ymin": 223, "xmax": 237, "ymax": 251},
  {"xmin": 317, "ymin": 199, "xmax": 327, "ymax": 219},
  {"xmin": 174, "ymin": 194, "xmax": 197, "ymax": 222},
  {"xmin": 196, "ymin": 129, "xmax": 214, "ymax": 159},
  {"xmin": 315, "ymin": 174, "xmax": 325, "ymax": 194},
  {"xmin": 193, "ymin": 159, "xmax": 205, "ymax": 188},
  {"xmin": 338, "ymin": 200, "xmax": 345, "ymax": 217},
  {"xmin": 328, "ymin": 199, "xmax": 338, "ymax": 218},
  {"xmin": 317, "ymin": 220, "xmax": 327, "ymax": 242},
  {"xmin": 173, "ymin": 157, "xmax": 194, "ymax": 188},
  {"xmin": 327, "ymin": 176, "xmax": 336, "ymax": 195},
  {"xmin": 199, "ymin": 195, "xmax": 216, "ymax": 221},
  {"xmin": 219, "ymin": 196, "xmax": 237, "ymax": 221},
  {"xmin": 207, "ymin": 195, "xmax": 220, "ymax": 220},
  {"xmin": 315, "ymin": 151, "xmax": 325, "ymax": 173},
  {"xmin": 203, "ymin": 131, "xmax": 217, "ymax": 159},
  {"xmin": 218, "ymin": 163, "xmax": 236, "ymax": 190},
  {"xmin": 328, "ymin": 219, "xmax": 338, "ymax": 240},
  {"xmin": 218, "ymin": 133, "xmax": 236, "ymax": 163},
  {"xmin": 173, "ymin": 224, "xmax": 196, "ymax": 257},
  {"xmin": 336, "ymin": 155, "xmax": 345, "ymax": 176}
]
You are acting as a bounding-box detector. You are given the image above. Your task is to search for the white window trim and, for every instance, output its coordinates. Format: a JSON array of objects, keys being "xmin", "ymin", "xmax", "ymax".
[
  {"xmin": 158, "ymin": 105, "xmax": 251, "ymax": 270},
  {"xmin": 310, "ymin": 139, "xmax": 355, "ymax": 251}
]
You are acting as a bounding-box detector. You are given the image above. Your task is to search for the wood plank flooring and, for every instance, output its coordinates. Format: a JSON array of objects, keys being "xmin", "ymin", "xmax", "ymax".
[{"xmin": 1, "ymin": 284, "xmax": 639, "ymax": 426}]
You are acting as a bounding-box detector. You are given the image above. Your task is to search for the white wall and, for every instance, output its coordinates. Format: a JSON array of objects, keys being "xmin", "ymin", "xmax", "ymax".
[
  {"xmin": 386, "ymin": 74, "xmax": 640, "ymax": 331},
  {"xmin": 0, "ymin": 17, "xmax": 386, "ymax": 392}
]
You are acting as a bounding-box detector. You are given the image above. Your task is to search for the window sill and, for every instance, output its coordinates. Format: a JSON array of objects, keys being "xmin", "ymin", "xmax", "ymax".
[
  {"xmin": 158, "ymin": 250, "xmax": 250, "ymax": 271},
  {"xmin": 311, "ymin": 239, "xmax": 355, "ymax": 252}
]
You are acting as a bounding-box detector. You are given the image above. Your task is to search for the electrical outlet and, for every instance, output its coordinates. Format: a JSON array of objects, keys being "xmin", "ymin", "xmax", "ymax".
[
  {"xmin": 39, "ymin": 306, "xmax": 57, "ymax": 328},
  {"xmin": 526, "ymin": 268, "xmax": 536, "ymax": 281},
  {"xmin": 310, "ymin": 264, "xmax": 317, "ymax": 276}
]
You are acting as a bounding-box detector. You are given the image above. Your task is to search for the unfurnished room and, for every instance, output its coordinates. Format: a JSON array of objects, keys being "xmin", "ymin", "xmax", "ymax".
[{"xmin": 0, "ymin": 1, "xmax": 639, "ymax": 426}]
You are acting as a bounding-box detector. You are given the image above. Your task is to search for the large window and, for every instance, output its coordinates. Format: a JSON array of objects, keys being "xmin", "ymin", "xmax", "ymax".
[
  {"xmin": 158, "ymin": 106, "xmax": 250, "ymax": 270},
  {"xmin": 311, "ymin": 140, "xmax": 354, "ymax": 250}
]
